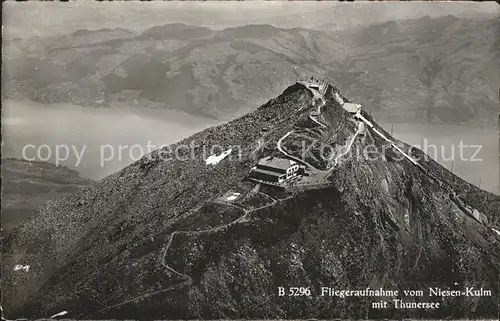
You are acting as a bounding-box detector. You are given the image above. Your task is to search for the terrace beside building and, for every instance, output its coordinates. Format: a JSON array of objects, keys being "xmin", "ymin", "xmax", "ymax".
[{"xmin": 248, "ymin": 156, "xmax": 300, "ymax": 183}]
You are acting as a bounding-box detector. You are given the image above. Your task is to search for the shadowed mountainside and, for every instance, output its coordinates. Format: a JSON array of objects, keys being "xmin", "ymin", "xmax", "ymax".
[{"xmin": 2, "ymin": 82, "xmax": 499, "ymax": 319}]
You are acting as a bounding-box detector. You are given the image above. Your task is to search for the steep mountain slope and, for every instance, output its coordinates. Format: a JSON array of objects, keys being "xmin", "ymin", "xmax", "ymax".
[
  {"xmin": 1, "ymin": 158, "xmax": 92, "ymax": 237},
  {"xmin": 3, "ymin": 82, "xmax": 499, "ymax": 319},
  {"xmin": 3, "ymin": 16, "xmax": 498, "ymax": 123}
]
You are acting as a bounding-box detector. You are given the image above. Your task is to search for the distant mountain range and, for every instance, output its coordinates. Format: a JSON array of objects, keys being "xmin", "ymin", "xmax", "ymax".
[
  {"xmin": 3, "ymin": 15, "xmax": 498, "ymax": 124},
  {"xmin": 1, "ymin": 158, "xmax": 92, "ymax": 237}
]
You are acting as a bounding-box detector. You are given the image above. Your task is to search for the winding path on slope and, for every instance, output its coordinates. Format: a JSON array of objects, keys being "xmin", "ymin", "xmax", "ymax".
[
  {"xmin": 97, "ymin": 191, "xmax": 288, "ymax": 315},
  {"xmin": 276, "ymin": 131, "xmax": 321, "ymax": 172},
  {"xmin": 298, "ymin": 80, "xmax": 493, "ymax": 230},
  {"xmin": 276, "ymin": 80, "xmax": 329, "ymax": 172},
  {"xmin": 97, "ymin": 81, "xmax": 355, "ymax": 314},
  {"xmin": 303, "ymin": 80, "xmax": 329, "ymax": 128},
  {"xmin": 278, "ymin": 80, "xmax": 364, "ymax": 174}
]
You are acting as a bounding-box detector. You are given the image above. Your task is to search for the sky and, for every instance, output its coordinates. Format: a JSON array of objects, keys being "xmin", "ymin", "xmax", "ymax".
[{"xmin": 2, "ymin": 1, "xmax": 498, "ymax": 40}]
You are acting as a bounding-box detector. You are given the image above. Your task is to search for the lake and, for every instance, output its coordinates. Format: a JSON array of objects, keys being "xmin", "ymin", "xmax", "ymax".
[
  {"xmin": 2, "ymin": 100, "xmax": 498, "ymax": 195},
  {"xmin": 2, "ymin": 99, "xmax": 219, "ymax": 180},
  {"xmin": 379, "ymin": 121, "xmax": 499, "ymax": 195}
]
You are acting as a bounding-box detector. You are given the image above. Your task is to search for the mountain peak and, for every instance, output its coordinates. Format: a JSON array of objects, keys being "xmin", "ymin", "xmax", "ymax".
[
  {"xmin": 217, "ymin": 24, "xmax": 282, "ymax": 39},
  {"xmin": 3, "ymin": 78, "xmax": 500, "ymax": 319},
  {"xmin": 138, "ymin": 23, "xmax": 213, "ymax": 40}
]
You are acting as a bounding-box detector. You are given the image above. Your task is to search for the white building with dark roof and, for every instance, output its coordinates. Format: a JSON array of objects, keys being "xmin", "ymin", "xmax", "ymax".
[{"xmin": 249, "ymin": 156, "xmax": 300, "ymax": 183}]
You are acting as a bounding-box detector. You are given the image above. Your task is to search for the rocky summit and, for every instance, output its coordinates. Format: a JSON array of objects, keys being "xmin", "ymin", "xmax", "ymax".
[{"xmin": 2, "ymin": 81, "xmax": 500, "ymax": 319}]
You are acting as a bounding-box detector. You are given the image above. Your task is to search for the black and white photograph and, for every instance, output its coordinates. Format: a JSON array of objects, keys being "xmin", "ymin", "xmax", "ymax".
[{"xmin": 1, "ymin": 1, "xmax": 499, "ymax": 319}]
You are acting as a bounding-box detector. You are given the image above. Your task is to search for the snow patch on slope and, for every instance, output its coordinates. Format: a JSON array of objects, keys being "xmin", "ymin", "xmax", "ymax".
[
  {"xmin": 206, "ymin": 149, "xmax": 233, "ymax": 165},
  {"xmin": 50, "ymin": 310, "xmax": 68, "ymax": 318}
]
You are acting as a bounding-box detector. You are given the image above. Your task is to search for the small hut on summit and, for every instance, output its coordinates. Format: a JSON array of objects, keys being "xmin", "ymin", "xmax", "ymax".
[{"xmin": 342, "ymin": 102, "xmax": 362, "ymax": 114}]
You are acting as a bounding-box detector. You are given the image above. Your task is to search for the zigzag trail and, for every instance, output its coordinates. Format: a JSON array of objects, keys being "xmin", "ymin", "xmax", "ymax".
[
  {"xmin": 295, "ymin": 78, "xmax": 364, "ymax": 172},
  {"xmin": 97, "ymin": 190, "xmax": 291, "ymax": 314},
  {"xmin": 96, "ymin": 78, "xmax": 495, "ymax": 316},
  {"xmin": 276, "ymin": 131, "xmax": 321, "ymax": 171},
  {"xmin": 299, "ymin": 78, "xmax": 492, "ymax": 228},
  {"xmin": 275, "ymin": 80, "xmax": 328, "ymax": 172}
]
